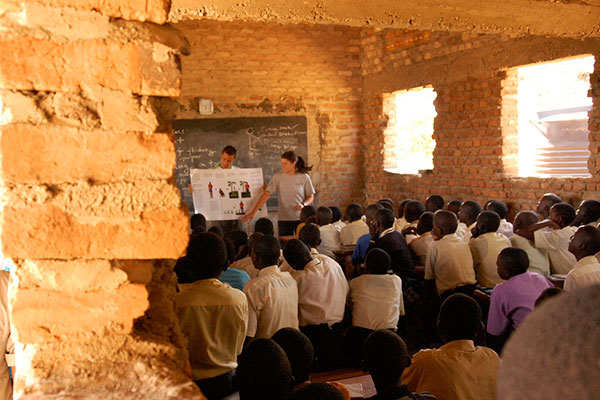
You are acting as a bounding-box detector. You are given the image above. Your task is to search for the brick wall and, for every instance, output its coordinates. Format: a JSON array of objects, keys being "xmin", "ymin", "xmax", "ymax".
[
  {"xmin": 0, "ymin": 1, "xmax": 200, "ymax": 397},
  {"xmin": 174, "ymin": 20, "xmax": 364, "ymax": 207},
  {"xmin": 361, "ymin": 28, "xmax": 600, "ymax": 218}
]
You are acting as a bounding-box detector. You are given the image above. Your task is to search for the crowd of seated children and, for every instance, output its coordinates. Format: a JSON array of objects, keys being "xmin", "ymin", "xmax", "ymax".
[
  {"xmin": 243, "ymin": 235, "xmax": 298, "ymax": 340},
  {"xmin": 175, "ymin": 232, "xmax": 248, "ymax": 399},
  {"xmin": 283, "ymin": 239, "xmax": 349, "ymax": 370},
  {"xmin": 330, "ymin": 206, "xmax": 347, "ymax": 231},
  {"xmin": 424, "ymin": 195, "xmax": 444, "ymax": 213},
  {"xmin": 316, "ymin": 207, "xmax": 341, "ymax": 258},
  {"xmin": 407, "ymin": 212, "xmax": 434, "ymax": 266},
  {"xmin": 565, "ymin": 225, "xmax": 600, "ymax": 290},
  {"xmin": 362, "ymin": 329, "xmax": 436, "ymax": 400},
  {"xmin": 457, "ymin": 200, "xmax": 482, "ymax": 242},
  {"xmin": 368, "ymin": 208, "xmax": 415, "ymax": 283},
  {"xmin": 509, "ymin": 211, "xmax": 550, "ymax": 276},
  {"xmin": 469, "ymin": 211, "xmax": 511, "ymax": 288},
  {"xmin": 515, "ymin": 202, "xmax": 577, "ymax": 274},
  {"xmin": 346, "ymin": 248, "xmax": 404, "ymax": 366},
  {"xmin": 352, "ymin": 203, "xmax": 384, "ymax": 266},
  {"xmin": 402, "ymin": 294, "xmax": 500, "ymax": 400},
  {"xmin": 295, "ymin": 205, "xmax": 317, "ymax": 237},
  {"xmin": 340, "ymin": 203, "xmax": 369, "ymax": 246},
  {"xmin": 486, "ymin": 247, "xmax": 553, "ymax": 353}
]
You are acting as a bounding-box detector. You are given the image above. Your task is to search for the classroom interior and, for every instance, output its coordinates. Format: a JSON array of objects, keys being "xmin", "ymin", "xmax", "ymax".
[{"xmin": 1, "ymin": 0, "xmax": 599, "ymax": 397}]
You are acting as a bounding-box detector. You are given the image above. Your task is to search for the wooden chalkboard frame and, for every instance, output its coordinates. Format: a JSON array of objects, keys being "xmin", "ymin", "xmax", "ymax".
[{"xmin": 173, "ymin": 116, "xmax": 309, "ymax": 212}]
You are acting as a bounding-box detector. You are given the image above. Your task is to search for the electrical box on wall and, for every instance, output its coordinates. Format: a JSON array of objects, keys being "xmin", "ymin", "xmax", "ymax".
[{"xmin": 199, "ymin": 99, "xmax": 214, "ymax": 115}]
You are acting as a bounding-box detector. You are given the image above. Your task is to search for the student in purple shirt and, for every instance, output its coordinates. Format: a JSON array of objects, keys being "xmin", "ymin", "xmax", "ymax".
[{"xmin": 486, "ymin": 247, "xmax": 553, "ymax": 353}]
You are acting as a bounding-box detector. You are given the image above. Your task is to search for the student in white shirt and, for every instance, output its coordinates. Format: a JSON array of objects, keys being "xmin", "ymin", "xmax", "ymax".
[
  {"xmin": 316, "ymin": 206, "xmax": 341, "ymax": 258},
  {"xmin": 340, "ymin": 203, "xmax": 369, "ymax": 246},
  {"xmin": 347, "ymin": 249, "xmax": 404, "ymax": 366},
  {"xmin": 469, "ymin": 211, "xmax": 511, "ymax": 288},
  {"xmin": 243, "ymin": 235, "xmax": 298, "ymax": 340},
  {"xmin": 458, "ymin": 200, "xmax": 482, "ymax": 242},
  {"xmin": 230, "ymin": 232, "xmax": 262, "ymax": 279},
  {"xmin": 283, "ymin": 239, "xmax": 349, "ymax": 370},
  {"xmin": 393, "ymin": 199, "xmax": 413, "ymax": 232},
  {"xmin": 536, "ymin": 192, "xmax": 562, "ymax": 220},
  {"xmin": 485, "ymin": 200, "xmax": 514, "ymax": 238},
  {"xmin": 400, "ymin": 201, "xmax": 425, "ymax": 245},
  {"xmin": 510, "ymin": 211, "xmax": 550, "ymax": 276},
  {"xmin": 516, "ymin": 203, "xmax": 577, "ymax": 274},
  {"xmin": 425, "ymin": 194, "xmax": 444, "ymax": 213},
  {"xmin": 565, "ymin": 225, "xmax": 600, "ymax": 291},
  {"xmin": 407, "ymin": 211, "xmax": 435, "ymax": 266},
  {"xmin": 571, "ymin": 199, "xmax": 600, "ymax": 227},
  {"xmin": 425, "ymin": 211, "xmax": 476, "ymax": 298},
  {"xmin": 330, "ymin": 206, "xmax": 347, "ymax": 231}
]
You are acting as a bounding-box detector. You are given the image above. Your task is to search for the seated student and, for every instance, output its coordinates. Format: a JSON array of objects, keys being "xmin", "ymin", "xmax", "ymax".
[
  {"xmin": 363, "ymin": 330, "xmax": 437, "ymax": 400},
  {"xmin": 469, "ymin": 211, "xmax": 511, "ymax": 288},
  {"xmin": 516, "ymin": 202, "xmax": 577, "ymax": 274},
  {"xmin": 485, "ymin": 200, "xmax": 514, "ymax": 238},
  {"xmin": 509, "ymin": 211, "xmax": 550, "ymax": 276},
  {"xmin": 227, "ymin": 230, "xmax": 249, "ymax": 261},
  {"xmin": 457, "ymin": 200, "xmax": 482, "ymax": 242},
  {"xmin": 289, "ymin": 382, "xmax": 347, "ymax": 400},
  {"xmin": 565, "ymin": 225, "xmax": 600, "ymax": 291},
  {"xmin": 352, "ymin": 204, "xmax": 384, "ymax": 266},
  {"xmin": 255, "ymin": 217, "xmax": 275, "ymax": 236},
  {"xmin": 243, "ymin": 235, "xmax": 298, "ymax": 340},
  {"xmin": 283, "ymin": 239, "xmax": 348, "ymax": 370},
  {"xmin": 190, "ymin": 213, "xmax": 207, "ymax": 233},
  {"xmin": 425, "ymin": 194, "xmax": 444, "ymax": 213},
  {"xmin": 496, "ymin": 285, "xmax": 599, "ymax": 400},
  {"xmin": 400, "ymin": 201, "xmax": 426, "ymax": 245},
  {"xmin": 394, "ymin": 199, "xmax": 413, "ymax": 232},
  {"xmin": 298, "ymin": 223, "xmax": 322, "ymax": 256},
  {"xmin": 408, "ymin": 212, "xmax": 435, "ymax": 266},
  {"xmin": 486, "ymin": 248, "xmax": 553, "ymax": 353},
  {"xmin": 402, "ymin": 294, "xmax": 500, "ymax": 400},
  {"xmin": 175, "ymin": 233, "xmax": 248, "ymax": 399},
  {"xmin": 340, "ymin": 203, "xmax": 369, "ymax": 246},
  {"xmin": 536, "ymin": 192, "xmax": 562, "ymax": 220},
  {"xmin": 316, "ymin": 207, "xmax": 341, "ymax": 258},
  {"xmin": 425, "ymin": 211, "xmax": 476, "ymax": 298},
  {"xmin": 369, "ymin": 209, "xmax": 415, "ymax": 283},
  {"xmin": 347, "ymin": 249, "xmax": 404, "ymax": 366},
  {"xmin": 572, "ymin": 199, "xmax": 600, "ymax": 227},
  {"xmin": 330, "ymin": 206, "xmax": 346, "ymax": 231},
  {"xmin": 219, "ymin": 237, "xmax": 251, "ymax": 290},
  {"xmin": 230, "ymin": 233, "xmax": 263, "ymax": 279},
  {"xmin": 272, "ymin": 328, "xmax": 314, "ymax": 388},
  {"xmin": 445, "ymin": 200, "xmax": 462, "ymax": 219},
  {"xmin": 295, "ymin": 205, "xmax": 317, "ymax": 237},
  {"xmin": 236, "ymin": 339, "xmax": 294, "ymax": 400}
]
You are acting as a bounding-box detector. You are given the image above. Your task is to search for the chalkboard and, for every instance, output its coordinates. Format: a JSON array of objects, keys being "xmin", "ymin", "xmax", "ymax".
[{"xmin": 173, "ymin": 116, "xmax": 308, "ymax": 212}]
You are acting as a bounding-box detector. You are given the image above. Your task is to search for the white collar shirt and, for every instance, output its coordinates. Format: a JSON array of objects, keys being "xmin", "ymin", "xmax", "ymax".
[
  {"xmin": 564, "ymin": 255, "xmax": 600, "ymax": 291},
  {"xmin": 243, "ymin": 266, "xmax": 298, "ymax": 339},
  {"xmin": 534, "ymin": 226, "xmax": 577, "ymax": 274},
  {"xmin": 455, "ymin": 222, "xmax": 467, "ymax": 240},
  {"xmin": 498, "ymin": 219, "xmax": 514, "ymax": 238},
  {"xmin": 425, "ymin": 234, "xmax": 476, "ymax": 295},
  {"xmin": 293, "ymin": 255, "xmax": 349, "ymax": 327},
  {"xmin": 410, "ymin": 232, "xmax": 434, "ymax": 266},
  {"xmin": 510, "ymin": 235, "xmax": 550, "ymax": 276},
  {"xmin": 317, "ymin": 224, "xmax": 341, "ymax": 258},
  {"xmin": 333, "ymin": 220, "xmax": 346, "ymax": 231},
  {"xmin": 469, "ymin": 232, "xmax": 511, "ymax": 288},
  {"xmin": 350, "ymin": 273, "xmax": 404, "ymax": 330},
  {"xmin": 379, "ymin": 227, "xmax": 396, "ymax": 238},
  {"xmin": 340, "ymin": 220, "xmax": 370, "ymax": 246}
]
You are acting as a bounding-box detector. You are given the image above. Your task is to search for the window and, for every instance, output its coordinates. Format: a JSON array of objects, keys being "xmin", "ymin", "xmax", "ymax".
[
  {"xmin": 382, "ymin": 86, "xmax": 437, "ymax": 175},
  {"xmin": 514, "ymin": 55, "xmax": 594, "ymax": 178}
]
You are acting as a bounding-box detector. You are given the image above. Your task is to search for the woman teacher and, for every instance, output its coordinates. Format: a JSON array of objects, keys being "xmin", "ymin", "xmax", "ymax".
[{"xmin": 242, "ymin": 151, "xmax": 315, "ymax": 236}]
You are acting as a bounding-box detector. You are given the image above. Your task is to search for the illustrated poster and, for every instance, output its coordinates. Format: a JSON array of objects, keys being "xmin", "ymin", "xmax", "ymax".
[{"xmin": 190, "ymin": 168, "xmax": 268, "ymax": 221}]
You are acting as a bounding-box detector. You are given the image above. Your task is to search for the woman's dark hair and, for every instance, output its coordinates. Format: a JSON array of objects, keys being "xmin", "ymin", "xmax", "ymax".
[{"xmin": 282, "ymin": 151, "xmax": 312, "ymax": 174}]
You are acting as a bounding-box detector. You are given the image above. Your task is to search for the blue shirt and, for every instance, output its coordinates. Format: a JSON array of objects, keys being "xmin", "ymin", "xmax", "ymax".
[
  {"xmin": 219, "ymin": 268, "xmax": 250, "ymax": 291},
  {"xmin": 352, "ymin": 233, "xmax": 372, "ymax": 265}
]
